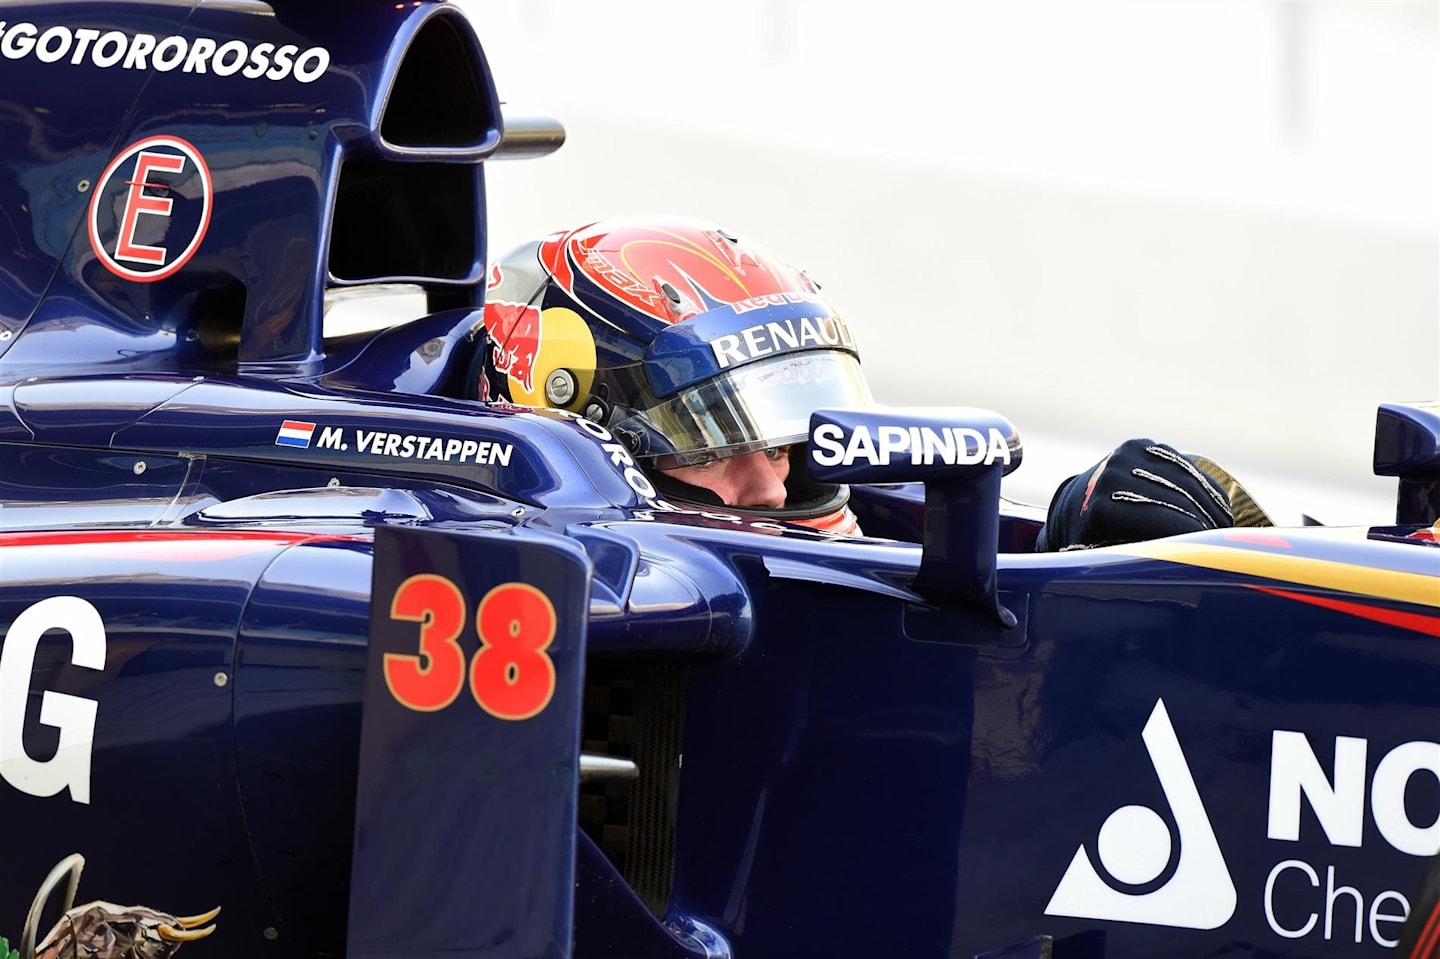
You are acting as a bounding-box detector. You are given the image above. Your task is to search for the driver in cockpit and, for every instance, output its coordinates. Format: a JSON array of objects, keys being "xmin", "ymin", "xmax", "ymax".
[{"xmin": 469, "ymin": 214, "xmax": 1262, "ymax": 548}]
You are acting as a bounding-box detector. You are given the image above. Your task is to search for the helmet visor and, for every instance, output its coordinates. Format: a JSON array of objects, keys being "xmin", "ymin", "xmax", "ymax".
[{"xmin": 638, "ymin": 351, "xmax": 872, "ymax": 467}]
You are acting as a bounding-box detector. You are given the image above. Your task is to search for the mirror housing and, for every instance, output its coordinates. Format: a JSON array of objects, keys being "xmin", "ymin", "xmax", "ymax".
[
  {"xmin": 494, "ymin": 108, "xmax": 566, "ymax": 160},
  {"xmin": 808, "ymin": 407, "xmax": 1022, "ymax": 625},
  {"xmin": 1374, "ymin": 401, "xmax": 1440, "ymax": 526}
]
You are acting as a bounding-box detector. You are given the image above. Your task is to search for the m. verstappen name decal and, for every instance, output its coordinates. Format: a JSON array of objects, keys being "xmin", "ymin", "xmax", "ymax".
[
  {"xmin": 1046, "ymin": 698, "xmax": 1438, "ymax": 949},
  {"xmin": 811, "ymin": 423, "xmax": 1012, "ymax": 468},
  {"xmin": 351, "ymin": 430, "xmax": 512, "ymax": 466},
  {"xmin": 0, "ymin": 22, "xmax": 330, "ymax": 82},
  {"xmin": 710, "ymin": 315, "xmax": 854, "ymax": 369},
  {"xmin": 276, "ymin": 424, "xmax": 513, "ymax": 466}
]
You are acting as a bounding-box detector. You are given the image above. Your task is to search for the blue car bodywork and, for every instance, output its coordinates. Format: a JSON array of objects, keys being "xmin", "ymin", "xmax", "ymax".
[{"xmin": 0, "ymin": 2, "xmax": 1436, "ymax": 958}]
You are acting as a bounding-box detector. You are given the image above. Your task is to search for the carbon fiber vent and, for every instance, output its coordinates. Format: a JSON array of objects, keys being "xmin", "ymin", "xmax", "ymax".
[{"xmin": 579, "ymin": 661, "xmax": 687, "ymax": 916}]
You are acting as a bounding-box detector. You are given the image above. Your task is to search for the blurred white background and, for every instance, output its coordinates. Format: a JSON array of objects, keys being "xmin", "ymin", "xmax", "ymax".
[{"xmin": 461, "ymin": 0, "xmax": 1438, "ymax": 525}]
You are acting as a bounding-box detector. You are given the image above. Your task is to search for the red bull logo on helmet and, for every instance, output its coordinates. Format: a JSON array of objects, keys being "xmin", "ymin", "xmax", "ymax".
[{"xmin": 484, "ymin": 298, "xmax": 542, "ymax": 394}]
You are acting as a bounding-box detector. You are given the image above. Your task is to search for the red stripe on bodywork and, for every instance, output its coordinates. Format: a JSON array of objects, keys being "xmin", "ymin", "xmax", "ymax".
[
  {"xmin": 1415, "ymin": 895, "xmax": 1440, "ymax": 957},
  {"xmin": 1247, "ymin": 585, "xmax": 1440, "ymax": 638},
  {"xmin": 0, "ymin": 529, "xmax": 367, "ymax": 562}
]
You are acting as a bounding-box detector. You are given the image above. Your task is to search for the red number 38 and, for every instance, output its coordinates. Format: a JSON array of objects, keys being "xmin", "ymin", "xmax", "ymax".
[{"xmin": 382, "ymin": 575, "xmax": 557, "ymax": 720}]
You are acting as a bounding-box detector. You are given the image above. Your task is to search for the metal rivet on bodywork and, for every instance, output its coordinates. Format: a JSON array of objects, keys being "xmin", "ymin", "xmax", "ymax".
[
  {"xmin": 132, "ymin": 461, "xmax": 146, "ymax": 475},
  {"xmin": 263, "ymin": 927, "xmax": 278, "ymax": 940},
  {"xmin": 0, "ymin": 331, "xmax": 10, "ymax": 341},
  {"xmin": 213, "ymin": 673, "xmax": 229, "ymax": 688},
  {"xmin": 327, "ymin": 477, "xmax": 341, "ymax": 488},
  {"xmin": 77, "ymin": 179, "xmax": 90, "ymax": 193}
]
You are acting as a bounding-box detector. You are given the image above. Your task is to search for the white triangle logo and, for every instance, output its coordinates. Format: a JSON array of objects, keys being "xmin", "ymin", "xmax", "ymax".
[{"xmin": 1044, "ymin": 699, "xmax": 1237, "ymax": 930}]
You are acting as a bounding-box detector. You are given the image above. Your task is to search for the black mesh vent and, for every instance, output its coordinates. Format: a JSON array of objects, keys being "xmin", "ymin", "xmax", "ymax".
[
  {"xmin": 381, "ymin": 15, "xmax": 493, "ymax": 148},
  {"xmin": 579, "ymin": 661, "xmax": 687, "ymax": 916}
]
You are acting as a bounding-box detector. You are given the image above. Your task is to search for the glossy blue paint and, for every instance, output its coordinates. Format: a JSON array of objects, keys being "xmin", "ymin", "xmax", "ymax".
[
  {"xmin": 234, "ymin": 539, "xmax": 375, "ymax": 954},
  {"xmin": 665, "ymin": 545, "xmax": 1440, "ymax": 958},
  {"xmin": 320, "ymin": 307, "xmax": 485, "ymax": 397},
  {"xmin": 0, "ymin": 0, "xmax": 498, "ymax": 376},
  {"xmin": 1, "ymin": 512, "xmax": 1437, "ymax": 959},
  {"xmin": 350, "ymin": 526, "xmax": 590, "ymax": 959},
  {"xmin": 0, "ymin": 5, "xmax": 191, "ymax": 342},
  {"xmin": 573, "ymin": 834, "xmax": 718, "ymax": 958},
  {"xmin": 2, "ymin": 374, "xmax": 670, "ymax": 510},
  {"xmin": 0, "ymin": 532, "xmax": 308, "ymax": 953}
]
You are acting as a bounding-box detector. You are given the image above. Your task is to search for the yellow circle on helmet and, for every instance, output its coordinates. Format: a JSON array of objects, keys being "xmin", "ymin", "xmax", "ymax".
[{"xmin": 507, "ymin": 306, "xmax": 597, "ymax": 410}]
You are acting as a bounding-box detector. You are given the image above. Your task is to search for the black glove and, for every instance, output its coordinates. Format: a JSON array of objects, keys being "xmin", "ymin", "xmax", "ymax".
[{"xmin": 1036, "ymin": 438, "xmax": 1234, "ymax": 551}]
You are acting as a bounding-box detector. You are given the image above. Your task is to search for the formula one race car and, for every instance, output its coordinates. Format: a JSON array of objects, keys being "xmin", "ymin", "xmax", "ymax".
[{"xmin": 0, "ymin": 3, "xmax": 1437, "ymax": 959}]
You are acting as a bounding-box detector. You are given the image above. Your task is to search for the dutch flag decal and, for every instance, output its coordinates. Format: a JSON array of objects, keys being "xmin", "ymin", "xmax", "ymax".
[{"xmin": 275, "ymin": 420, "xmax": 317, "ymax": 449}]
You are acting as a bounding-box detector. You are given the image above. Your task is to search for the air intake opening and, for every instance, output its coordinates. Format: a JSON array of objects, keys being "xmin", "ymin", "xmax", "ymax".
[
  {"xmin": 329, "ymin": 158, "xmax": 477, "ymax": 282},
  {"xmin": 579, "ymin": 660, "xmax": 686, "ymax": 916},
  {"xmin": 154, "ymin": 274, "xmax": 248, "ymax": 369},
  {"xmin": 381, "ymin": 15, "xmax": 494, "ymax": 148}
]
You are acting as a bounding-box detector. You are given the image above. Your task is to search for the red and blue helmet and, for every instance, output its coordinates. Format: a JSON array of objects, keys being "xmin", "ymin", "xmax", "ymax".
[{"xmin": 471, "ymin": 215, "xmax": 873, "ymax": 525}]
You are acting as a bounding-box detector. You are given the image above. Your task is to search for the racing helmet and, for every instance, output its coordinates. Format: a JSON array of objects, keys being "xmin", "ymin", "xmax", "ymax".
[{"xmin": 469, "ymin": 215, "xmax": 873, "ymax": 529}]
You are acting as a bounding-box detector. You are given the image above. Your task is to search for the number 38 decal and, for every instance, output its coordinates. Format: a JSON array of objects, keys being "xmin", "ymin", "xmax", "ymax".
[{"xmin": 383, "ymin": 575, "xmax": 557, "ymax": 720}]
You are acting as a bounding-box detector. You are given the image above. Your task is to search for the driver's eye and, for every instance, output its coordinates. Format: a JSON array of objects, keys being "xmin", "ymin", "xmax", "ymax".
[{"xmin": 764, "ymin": 445, "xmax": 790, "ymax": 461}]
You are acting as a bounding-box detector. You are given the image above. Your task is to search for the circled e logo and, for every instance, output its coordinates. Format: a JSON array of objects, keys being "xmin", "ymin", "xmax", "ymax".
[{"xmin": 87, "ymin": 135, "xmax": 213, "ymax": 282}]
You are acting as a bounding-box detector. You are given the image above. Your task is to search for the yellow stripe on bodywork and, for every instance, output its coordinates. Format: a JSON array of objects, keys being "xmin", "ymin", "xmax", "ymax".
[{"xmin": 1122, "ymin": 541, "xmax": 1440, "ymax": 610}]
